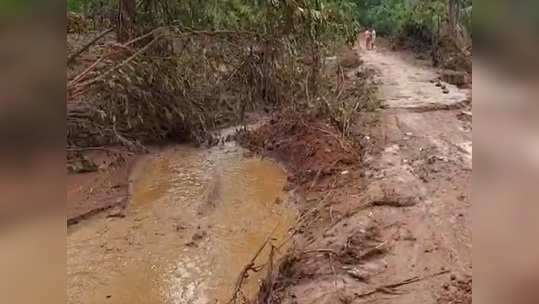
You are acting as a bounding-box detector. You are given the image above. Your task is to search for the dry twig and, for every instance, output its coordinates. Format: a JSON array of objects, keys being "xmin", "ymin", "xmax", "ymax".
[
  {"xmin": 353, "ymin": 270, "xmax": 450, "ymax": 299},
  {"xmin": 228, "ymin": 225, "xmax": 280, "ymax": 304},
  {"xmin": 68, "ymin": 28, "xmax": 113, "ymax": 64}
]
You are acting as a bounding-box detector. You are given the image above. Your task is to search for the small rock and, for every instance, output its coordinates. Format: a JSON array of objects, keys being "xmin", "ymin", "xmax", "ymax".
[
  {"xmin": 346, "ymin": 267, "xmax": 370, "ymax": 282},
  {"xmin": 175, "ymin": 224, "xmax": 187, "ymax": 231},
  {"xmin": 451, "ymin": 274, "xmax": 457, "ymax": 281},
  {"xmin": 443, "ymin": 89, "xmax": 450, "ymax": 94},
  {"xmin": 185, "ymin": 241, "xmax": 197, "ymax": 247},
  {"xmin": 341, "ymin": 170, "xmax": 350, "ymax": 175},
  {"xmin": 461, "ymin": 110, "xmax": 472, "ymax": 118},
  {"xmin": 107, "ymin": 212, "xmax": 126, "ymax": 219},
  {"xmin": 283, "ymin": 183, "xmax": 294, "ymax": 191}
]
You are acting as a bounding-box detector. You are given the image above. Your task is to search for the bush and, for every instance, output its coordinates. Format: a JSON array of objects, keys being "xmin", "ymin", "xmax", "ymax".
[{"xmin": 67, "ymin": 0, "xmax": 83, "ymax": 12}]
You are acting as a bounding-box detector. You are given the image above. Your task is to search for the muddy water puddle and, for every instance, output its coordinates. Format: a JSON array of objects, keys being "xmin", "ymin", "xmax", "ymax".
[{"xmin": 68, "ymin": 143, "xmax": 295, "ymax": 304}]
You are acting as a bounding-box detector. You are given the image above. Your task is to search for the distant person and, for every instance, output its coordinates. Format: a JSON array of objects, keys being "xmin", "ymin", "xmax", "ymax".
[
  {"xmin": 371, "ymin": 28, "xmax": 377, "ymax": 49},
  {"xmin": 364, "ymin": 29, "xmax": 372, "ymax": 50}
]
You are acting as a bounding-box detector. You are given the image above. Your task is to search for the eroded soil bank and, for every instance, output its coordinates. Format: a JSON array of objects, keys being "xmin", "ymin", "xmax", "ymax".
[
  {"xmin": 67, "ymin": 140, "xmax": 296, "ymax": 304},
  {"xmin": 67, "ymin": 148, "xmax": 137, "ymax": 225}
]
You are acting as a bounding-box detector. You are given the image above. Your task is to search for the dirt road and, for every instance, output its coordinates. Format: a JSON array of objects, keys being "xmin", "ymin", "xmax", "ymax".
[
  {"xmin": 358, "ymin": 46, "xmax": 472, "ymax": 303},
  {"xmin": 261, "ymin": 46, "xmax": 472, "ymax": 303}
]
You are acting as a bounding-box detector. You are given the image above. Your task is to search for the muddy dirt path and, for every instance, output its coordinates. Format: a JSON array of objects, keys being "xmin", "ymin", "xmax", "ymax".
[
  {"xmin": 358, "ymin": 47, "xmax": 472, "ymax": 303},
  {"xmin": 266, "ymin": 46, "xmax": 472, "ymax": 304},
  {"xmin": 67, "ymin": 140, "xmax": 296, "ymax": 304}
]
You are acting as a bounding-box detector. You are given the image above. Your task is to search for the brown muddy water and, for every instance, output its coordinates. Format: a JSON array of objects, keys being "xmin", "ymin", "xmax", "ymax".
[{"xmin": 67, "ymin": 142, "xmax": 296, "ymax": 304}]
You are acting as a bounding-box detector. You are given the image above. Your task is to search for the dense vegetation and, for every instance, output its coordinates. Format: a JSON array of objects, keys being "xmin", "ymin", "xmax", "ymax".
[
  {"xmin": 352, "ymin": 0, "xmax": 471, "ymax": 35},
  {"xmin": 67, "ymin": 0, "xmax": 471, "ymax": 41},
  {"xmin": 66, "ymin": 0, "xmax": 470, "ymax": 152},
  {"xmin": 67, "ymin": 0, "xmax": 361, "ymax": 149}
]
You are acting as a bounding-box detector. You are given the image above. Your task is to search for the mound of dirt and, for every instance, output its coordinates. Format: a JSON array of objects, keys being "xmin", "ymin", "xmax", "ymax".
[{"xmin": 240, "ymin": 113, "xmax": 359, "ymax": 186}]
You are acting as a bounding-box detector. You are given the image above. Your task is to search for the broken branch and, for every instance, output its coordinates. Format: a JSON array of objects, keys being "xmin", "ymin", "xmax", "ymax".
[
  {"xmin": 353, "ymin": 270, "xmax": 450, "ymax": 299},
  {"xmin": 68, "ymin": 28, "xmax": 113, "ymax": 64},
  {"xmin": 228, "ymin": 225, "xmax": 280, "ymax": 304}
]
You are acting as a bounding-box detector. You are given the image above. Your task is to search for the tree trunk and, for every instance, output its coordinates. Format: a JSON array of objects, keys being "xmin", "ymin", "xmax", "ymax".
[
  {"xmin": 447, "ymin": 0, "xmax": 458, "ymax": 37},
  {"xmin": 117, "ymin": 0, "xmax": 136, "ymax": 43}
]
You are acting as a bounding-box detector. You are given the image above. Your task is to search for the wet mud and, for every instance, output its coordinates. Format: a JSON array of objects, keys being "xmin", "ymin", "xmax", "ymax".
[{"xmin": 68, "ymin": 143, "xmax": 296, "ymax": 304}]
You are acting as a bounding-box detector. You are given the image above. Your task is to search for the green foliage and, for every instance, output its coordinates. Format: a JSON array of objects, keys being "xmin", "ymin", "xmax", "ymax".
[
  {"xmin": 136, "ymin": 0, "xmax": 353, "ymax": 36},
  {"xmin": 349, "ymin": 0, "xmax": 445, "ymax": 39},
  {"xmin": 66, "ymin": 0, "xmax": 356, "ymax": 44},
  {"xmin": 67, "ymin": 0, "xmax": 467, "ymax": 46},
  {"xmin": 461, "ymin": 4, "xmax": 472, "ymax": 34},
  {"xmin": 345, "ymin": 0, "xmax": 474, "ymax": 49},
  {"xmin": 351, "ymin": 0, "xmax": 403, "ymax": 35},
  {"xmin": 67, "ymin": 0, "xmax": 83, "ymax": 12}
]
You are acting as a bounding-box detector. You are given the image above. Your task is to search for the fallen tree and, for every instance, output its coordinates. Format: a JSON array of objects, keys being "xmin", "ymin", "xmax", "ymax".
[{"xmin": 66, "ymin": 1, "xmax": 361, "ymax": 151}]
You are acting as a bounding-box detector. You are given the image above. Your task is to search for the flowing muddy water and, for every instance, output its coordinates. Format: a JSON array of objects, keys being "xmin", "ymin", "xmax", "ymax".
[{"xmin": 68, "ymin": 142, "xmax": 296, "ymax": 304}]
